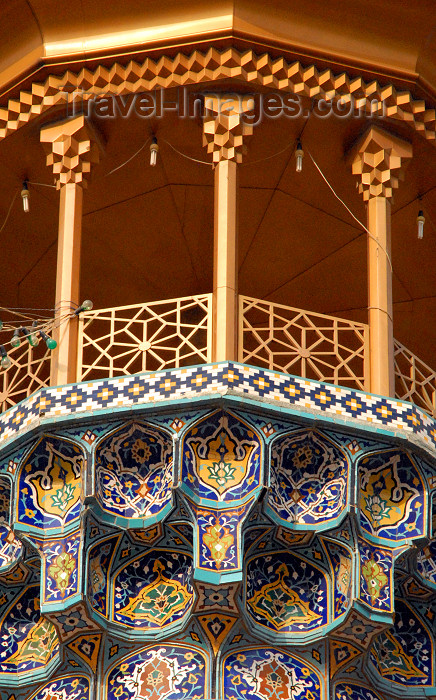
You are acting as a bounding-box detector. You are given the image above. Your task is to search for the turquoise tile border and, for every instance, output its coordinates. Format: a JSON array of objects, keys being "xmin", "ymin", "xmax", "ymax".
[{"xmin": 0, "ymin": 362, "xmax": 435, "ymax": 457}]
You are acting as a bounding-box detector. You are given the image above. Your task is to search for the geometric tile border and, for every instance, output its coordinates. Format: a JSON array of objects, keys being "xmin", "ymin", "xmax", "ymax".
[{"xmin": 0, "ymin": 361, "xmax": 435, "ymax": 457}]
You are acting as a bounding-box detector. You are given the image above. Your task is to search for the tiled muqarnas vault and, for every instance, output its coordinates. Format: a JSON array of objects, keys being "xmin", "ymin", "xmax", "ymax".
[{"xmin": 0, "ymin": 364, "xmax": 436, "ymax": 699}]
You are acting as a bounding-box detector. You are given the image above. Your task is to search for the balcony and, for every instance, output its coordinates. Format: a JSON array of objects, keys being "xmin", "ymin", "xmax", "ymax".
[{"xmin": 1, "ymin": 294, "xmax": 435, "ymax": 418}]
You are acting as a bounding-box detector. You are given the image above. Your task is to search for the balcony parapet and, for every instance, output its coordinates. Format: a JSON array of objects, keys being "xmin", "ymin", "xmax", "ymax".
[
  {"xmin": 0, "ymin": 295, "xmax": 436, "ymax": 421},
  {"xmin": 239, "ymin": 296, "xmax": 369, "ymax": 391},
  {"xmin": 77, "ymin": 294, "xmax": 212, "ymax": 381},
  {"xmin": 394, "ymin": 340, "xmax": 436, "ymax": 417}
]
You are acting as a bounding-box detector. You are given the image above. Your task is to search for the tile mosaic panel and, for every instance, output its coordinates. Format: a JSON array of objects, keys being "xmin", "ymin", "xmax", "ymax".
[
  {"xmin": 0, "ymin": 477, "xmax": 22, "ymax": 572},
  {"xmin": 88, "ymin": 535, "xmax": 121, "ymax": 618},
  {"xmin": 417, "ymin": 539, "xmax": 436, "ymax": 588},
  {"xmin": 27, "ymin": 676, "xmax": 90, "ymax": 700},
  {"xmin": 38, "ymin": 531, "xmax": 82, "ymax": 607},
  {"xmin": 268, "ymin": 430, "xmax": 348, "ymax": 527},
  {"xmin": 0, "ymin": 584, "xmax": 59, "ymax": 677},
  {"xmin": 0, "ymin": 362, "xmax": 435, "ymax": 459},
  {"xmin": 222, "ymin": 647, "xmax": 323, "ymax": 700},
  {"xmin": 0, "ymin": 362, "xmax": 434, "ymax": 698},
  {"xmin": 112, "ymin": 549, "xmax": 194, "ymax": 630},
  {"xmin": 105, "ymin": 644, "xmax": 208, "ymax": 700},
  {"xmin": 181, "ymin": 409, "xmax": 262, "ymax": 502},
  {"xmin": 358, "ymin": 450, "xmax": 426, "ymax": 544},
  {"xmin": 358, "ymin": 537, "xmax": 393, "ymax": 612},
  {"xmin": 335, "ymin": 683, "xmax": 384, "ymax": 700},
  {"xmin": 95, "ymin": 422, "xmax": 173, "ymax": 523},
  {"xmin": 245, "ymin": 550, "xmax": 328, "ymax": 636},
  {"xmin": 368, "ymin": 599, "xmax": 433, "ymax": 686},
  {"xmin": 322, "ymin": 539, "xmax": 352, "ymax": 619},
  {"xmin": 16, "ymin": 436, "xmax": 84, "ymax": 534},
  {"xmin": 190, "ymin": 499, "xmax": 253, "ymax": 579}
]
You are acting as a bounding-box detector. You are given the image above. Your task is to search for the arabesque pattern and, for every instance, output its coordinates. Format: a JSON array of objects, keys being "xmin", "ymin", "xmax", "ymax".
[{"xmin": 0, "ymin": 379, "xmax": 434, "ymax": 698}]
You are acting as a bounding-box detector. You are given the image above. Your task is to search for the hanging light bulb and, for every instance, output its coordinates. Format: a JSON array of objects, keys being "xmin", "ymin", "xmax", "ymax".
[
  {"xmin": 295, "ymin": 142, "xmax": 304, "ymax": 173},
  {"xmin": 21, "ymin": 181, "xmax": 29, "ymax": 213},
  {"xmin": 39, "ymin": 330, "xmax": 57, "ymax": 350},
  {"xmin": 417, "ymin": 210, "xmax": 425, "ymax": 239},
  {"xmin": 0, "ymin": 346, "xmax": 11, "ymax": 370},
  {"xmin": 11, "ymin": 328, "xmax": 21, "ymax": 348},
  {"xmin": 150, "ymin": 137, "xmax": 159, "ymax": 167},
  {"xmin": 74, "ymin": 299, "xmax": 94, "ymax": 315},
  {"xmin": 24, "ymin": 326, "xmax": 38, "ymax": 346}
]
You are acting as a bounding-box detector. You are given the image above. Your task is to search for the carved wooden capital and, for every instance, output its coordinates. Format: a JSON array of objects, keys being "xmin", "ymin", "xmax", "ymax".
[
  {"xmin": 202, "ymin": 94, "xmax": 254, "ymax": 163},
  {"xmin": 351, "ymin": 126, "xmax": 412, "ymax": 200},
  {"xmin": 40, "ymin": 115, "xmax": 99, "ymax": 188}
]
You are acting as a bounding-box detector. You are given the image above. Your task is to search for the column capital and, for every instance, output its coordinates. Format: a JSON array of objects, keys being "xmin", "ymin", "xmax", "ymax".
[
  {"xmin": 202, "ymin": 94, "xmax": 254, "ymax": 163},
  {"xmin": 40, "ymin": 115, "xmax": 100, "ymax": 188},
  {"xmin": 351, "ymin": 126, "xmax": 412, "ymax": 201}
]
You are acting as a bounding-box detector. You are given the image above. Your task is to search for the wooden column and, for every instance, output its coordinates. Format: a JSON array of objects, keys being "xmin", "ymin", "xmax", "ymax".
[
  {"xmin": 40, "ymin": 115, "xmax": 99, "ymax": 385},
  {"xmin": 213, "ymin": 159, "xmax": 238, "ymax": 361},
  {"xmin": 203, "ymin": 95, "xmax": 253, "ymax": 361},
  {"xmin": 352, "ymin": 126, "xmax": 412, "ymax": 397}
]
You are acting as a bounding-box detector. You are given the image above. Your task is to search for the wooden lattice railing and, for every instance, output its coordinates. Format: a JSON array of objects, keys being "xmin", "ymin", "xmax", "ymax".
[
  {"xmin": 0, "ymin": 342, "xmax": 51, "ymax": 413},
  {"xmin": 77, "ymin": 294, "xmax": 213, "ymax": 381},
  {"xmin": 239, "ymin": 296, "xmax": 370, "ymax": 390},
  {"xmin": 2, "ymin": 295, "xmax": 436, "ymax": 419},
  {"xmin": 394, "ymin": 340, "xmax": 436, "ymax": 417}
]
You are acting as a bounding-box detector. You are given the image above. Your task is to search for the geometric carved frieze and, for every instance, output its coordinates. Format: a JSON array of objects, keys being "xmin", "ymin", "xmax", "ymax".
[
  {"xmin": 351, "ymin": 126, "xmax": 412, "ymax": 200},
  {"xmin": 40, "ymin": 115, "xmax": 99, "ymax": 188},
  {"xmin": 202, "ymin": 94, "xmax": 254, "ymax": 162},
  {"xmin": 0, "ymin": 50, "xmax": 435, "ymax": 146}
]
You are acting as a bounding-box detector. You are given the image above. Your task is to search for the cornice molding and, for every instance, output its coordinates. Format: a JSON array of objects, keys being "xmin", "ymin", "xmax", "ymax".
[{"xmin": 0, "ymin": 48, "xmax": 434, "ymax": 145}]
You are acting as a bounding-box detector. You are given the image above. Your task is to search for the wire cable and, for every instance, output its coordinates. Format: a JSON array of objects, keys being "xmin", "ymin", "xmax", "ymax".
[
  {"xmin": 162, "ymin": 139, "xmax": 211, "ymax": 166},
  {"xmin": 240, "ymin": 139, "xmax": 295, "ymax": 167},
  {"xmin": 104, "ymin": 137, "xmax": 151, "ymax": 177},
  {"xmin": 26, "ymin": 181, "xmax": 57, "ymax": 189},
  {"xmin": 307, "ymin": 149, "xmax": 393, "ymax": 272},
  {"xmin": 0, "ymin": 191, "xmax": 18, "ymax": 235}
]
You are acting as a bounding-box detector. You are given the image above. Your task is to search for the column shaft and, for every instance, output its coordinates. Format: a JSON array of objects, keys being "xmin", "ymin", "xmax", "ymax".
[
  {"xmin": 50, "ymin": 183, "xmax": 83, "ymax": 385},
  {"xmin": 367, "ymin": 196, "xmax": 394, "ymax": 396},
  {"xmin": 41, "ymin": 115, "xmax": 99, "ymax": 386},
  {"xmin": 351, "ymin": 126, "xmax": 412, "ymax": 397},
  {"xmin": 213, "ymin": 159, "xmax": 238, "ymax": 362}
]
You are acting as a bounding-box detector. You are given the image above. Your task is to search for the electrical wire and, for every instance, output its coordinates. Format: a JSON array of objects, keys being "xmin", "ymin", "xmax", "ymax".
[
  {"xmin": 163, "ymin": 137, "xmax": 297, "ymax": 168},
  {"xmin": 0, "ymin": 304, "xmax": 74, "ymax": 311},
  {"xmin": 26, "ymin": 181, "xmax": 57, "ymax": 189},
  {"xmin": 0, "ymin": 191, "xmax": 18, "ymax": 235},
  {"xmin": 104, "ymin": 137, "xmax": 151, "ymax": 176},
  {"xmin": 239, "ymin": 139, "xmax": 295, "ymax": 167},
  {"xmin": 307, "ymin": 149, "xmax": 393, "ymax": 272},
  {"xmin": 162, "ymin": 139, "xmax": 211, "ymax": 166},
  {"xmin": 0, "ymin": 311, "xmax": 76, "ymax": 353},
  {"xmin": 0, "ymin": 307, "xmax": 44, "ymax": 322}
]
